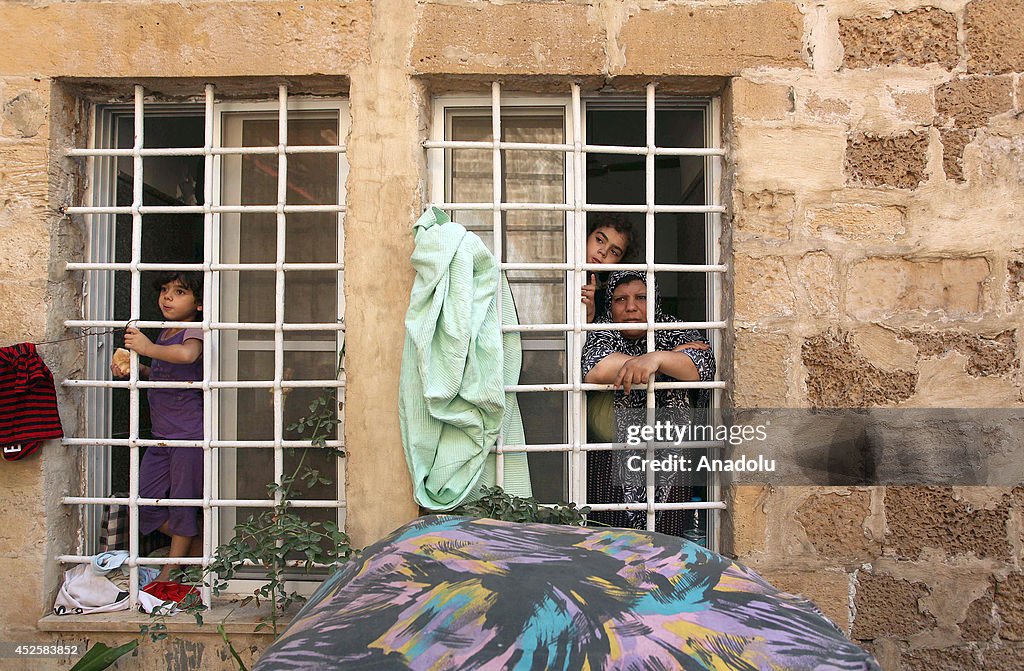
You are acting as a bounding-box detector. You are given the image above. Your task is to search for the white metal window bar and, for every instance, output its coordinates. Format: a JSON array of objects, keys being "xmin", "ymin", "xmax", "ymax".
[
  {"xmin": 426, "ymin": 82, "xmax": 728, "ymax": 540},
  {"xmin": 59, "ymin": 84, "xmax": 347, "ymax": 608}
]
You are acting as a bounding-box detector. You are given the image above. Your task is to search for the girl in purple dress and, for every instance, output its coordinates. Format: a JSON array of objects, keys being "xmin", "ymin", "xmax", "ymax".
[{"xmin": 113, "ymin": 271, "xmax": 205, "ymax": 582}]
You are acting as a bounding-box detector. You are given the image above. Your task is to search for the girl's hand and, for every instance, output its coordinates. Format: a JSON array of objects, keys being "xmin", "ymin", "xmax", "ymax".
[
  {"xmin": 123, "ymin": 327, "xmax": 153, "ymax": 358},
  {"xmin": 581, "ymin": 273, "xmax": 597, "ymax": 323}
]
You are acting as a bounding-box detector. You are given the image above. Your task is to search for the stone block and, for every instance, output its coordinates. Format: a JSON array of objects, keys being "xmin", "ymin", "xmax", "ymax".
[
  {"xmin": 795, "ymin": 490, "xmax": 878, "ymax": 562},
  {"xmin": 845, "ymin": 132, "xmax": 929, "ymax": 189},
  {"xmin": 758, "ymin": 568, "xmax": 851, "ymax": 631},
  {"xmin": 973, "ymin": 129, "xmax": 1024, "ymax": 190},
  {"xmin": 734, "ymin": 125, "xmax": 846, "ymax": 192},
  {"xmin": 891, "ymin": 90, "xmax": 935, "ymax": 125},
  {"xmin": 722, "ymin": 484, "xmax": 769, "ymax": 557},
  {"xmin": 0, "ymin": 144, "xmax": 49, "ymax": 202},
  {"xmin": 965, "ymin": 0, "xmax": 1024, "ymax": 73},
  {"xmin": 852, "ymin": 325, "xmax": 919, "ymax": 372},
  {"xmin": 801, "ymin": 93, "xmax": 852, "ymax": 124},
  {"xmin": 852, "ymin": 571, "xmax": 936, "ymax": 640},
  {"xmin": 734, "ymin": 331, "xmax": 790, "ymax": 408},
  {"xmin": 846, "ymin": 257, "xmax": 990, "ymax": 319},
  {"xmin": 733, "ymin": 190, "xmax": 794, "ymax": 242},
  {"xmin": 1009, "ymin": 255, "xmax": 1024, "ymax": 302},
  {"xmin": 0, "ymin": 281, "xmax": 47, "ymax": 341},
  {"xmin": 0, "ymin": 206, "xmax": 49, "ymax": 282},
  {"xmin": 941, "ymin": 128, "xmax": 971, "ymax": 182},
  {"xmin": 960, "ymin": 587, "xmax": 998, "ymax": 640},
  {"xmin": 1, "ymin": 89, "xmax": 47, "ymax": 139},
  {"xmin": 795, "ymin": 252, "xmax": 838, "ymax": 317},
  {"xmin": 994, "ymin": 573, "xmax": 1024, "ymax": 640},
  {"xmin": 982, "ymin": 645, "xmax": 1024, "ymax": 670},
  {"xmin": 839, "ymin": 8, "xmax": 958, "ymax": 69},
  {"xmin": 1, "ymin": 2, "xmax": 372, "ymax": 77},
  {"xmin": 901, "ymin": 646, "xmax": 983, "ymax": 671},
  {"xmin": 412, "ymin": 3, "xmax": 603, "ymax": 74},
  {"xmin": 0, "ymin": 468, "xmax": 45, "ymax": 560},
  {"xmin": 731, "ymin": 80, "xmax": 793, "ymax": 121},
  {"xmin": 616, "ymin": 2, "xmax": 804, "ymax": 75},
  {"xmin": 885, "ymin": 486, "xmax": 1011, "ymax": 560},
  {"xmin": 0, "ymin": 502, "xmax": 45, "ymax": 559},
  {"xmin": 909, "ymin": 351, "xmax": 1023, "ymax": 408},
  {"xmin": 806, "ymin": 203, "xmax": 905, "ymax": 241},
  {"xmin": 898, "ymin": 329, "xmax": 1016, "ymax": 378},
  {"xmin": 733, "ymin": 254, "xmax": 794, "ymax": 322},
  {"xmin": 0, "ymin": 557, "xmax": 45, "ymax": 637},
  {"xmin": 936, "ymin": 76, "xmax": 1014, "ymax": 128},
  {"xmin": 858, "ymin": 639, "xmax": 900, "ymax": 670},
  {"xmin": 801, "ymin": 330, "xmax": 917, "ymax": 408}
]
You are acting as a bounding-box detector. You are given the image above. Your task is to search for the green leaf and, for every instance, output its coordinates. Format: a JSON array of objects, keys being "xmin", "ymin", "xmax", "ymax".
[{"xmin": 70, "ymin": 640, "xmax": 141, "ymax": 671}]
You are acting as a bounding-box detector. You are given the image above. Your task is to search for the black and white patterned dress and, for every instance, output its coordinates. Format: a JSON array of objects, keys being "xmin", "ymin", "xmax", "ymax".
[{"xmin": 581, "ymin": 271, "xmax": 716, "ymax": 535}]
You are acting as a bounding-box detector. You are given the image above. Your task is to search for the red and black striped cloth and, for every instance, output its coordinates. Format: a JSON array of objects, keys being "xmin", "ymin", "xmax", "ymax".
[{"xmin": 0, "ymin": 343, "xmax": 63, "ymax": 461}]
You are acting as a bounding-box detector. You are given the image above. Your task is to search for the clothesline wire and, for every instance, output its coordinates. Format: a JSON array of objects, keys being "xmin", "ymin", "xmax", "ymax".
[{"xmin": 15, "ymin": 320, "xmax": 139, "ymax": 348}]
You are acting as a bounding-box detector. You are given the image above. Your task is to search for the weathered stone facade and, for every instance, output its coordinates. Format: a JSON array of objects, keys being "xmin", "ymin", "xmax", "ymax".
[{"xmin": 1, "ymin": 1, "xmax": 1022, "ymax": 668}]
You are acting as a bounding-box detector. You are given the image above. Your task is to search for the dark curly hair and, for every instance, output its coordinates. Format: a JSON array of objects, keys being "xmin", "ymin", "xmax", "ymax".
[
  {"xmin": 587, "ymin": 213, "xmax": 634, "ymax": 260},
  {"xmin": 151, "ymin": 271, "xmax": 204, "ymax": 306}
]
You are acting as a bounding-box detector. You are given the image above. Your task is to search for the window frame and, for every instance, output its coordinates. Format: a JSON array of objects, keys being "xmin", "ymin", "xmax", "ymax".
[
  {"xmin": 61, "ymin": 85, "xmax": 349, "ymax": 606},
  {"xmin": 427, "ymin": 83, "xmax": 727, "ymax": 546}
]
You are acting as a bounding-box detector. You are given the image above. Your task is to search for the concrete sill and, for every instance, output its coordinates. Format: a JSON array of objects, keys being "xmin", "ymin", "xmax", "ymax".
[{"xmin": 38, "ymin": 601, "xmax": 292, "ymax": 636}]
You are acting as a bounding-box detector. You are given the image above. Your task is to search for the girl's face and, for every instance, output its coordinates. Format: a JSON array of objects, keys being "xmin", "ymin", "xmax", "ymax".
[
  {"xmin": 586, "ymin": 226, "xmax": 629, "ymax": 265},
  {"xmin": 158, "ymin": 279, "xmax": 202, "ymax": 322}
]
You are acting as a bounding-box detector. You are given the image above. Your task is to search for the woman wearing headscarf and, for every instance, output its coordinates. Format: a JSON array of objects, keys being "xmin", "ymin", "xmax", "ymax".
[{"xmin": 581, "ymin": 270, "xmax": 716, "ymax": 535}]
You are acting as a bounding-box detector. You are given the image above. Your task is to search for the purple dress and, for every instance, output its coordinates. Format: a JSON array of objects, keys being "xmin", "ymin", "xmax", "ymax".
[{"xmin": 139, "ymin": 328, "xmax": 205, "ymax": 537}]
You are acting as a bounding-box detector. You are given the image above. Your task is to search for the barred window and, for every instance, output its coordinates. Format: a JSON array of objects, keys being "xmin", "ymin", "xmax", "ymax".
[
  {"xmin": 62, "ymin": 85, "xmax": 347, "ymax": 605},
  {"xmin": 426, "ymin": 83, "xmax": 726, "ymax": 545}
]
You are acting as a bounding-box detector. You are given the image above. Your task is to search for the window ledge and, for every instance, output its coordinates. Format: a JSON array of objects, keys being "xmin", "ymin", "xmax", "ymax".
[{"xmin": 38, "ymin": 601, "xmax": 290, "ymax": 636}]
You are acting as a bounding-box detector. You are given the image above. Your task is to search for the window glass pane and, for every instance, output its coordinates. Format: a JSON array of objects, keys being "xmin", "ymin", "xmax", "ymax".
[
  {"xmin": 449, "ymin": 111, "xmax": 565, "ymax": 261},
  {"xmin": 587, "ymin": 107, "xmax": 709, "ymax": 320},
  {"xmin": 284, "ymin": 271, "xmax": 337, "ymax": 325},
  {"xmin": 110, "ymin": 114, "xmax": 206, "ymax": 496},
  {"xmin": 586, "ymin": 109, "xmax": 645, "ymax": 208},
  {"xmin": 233, "ymin": 270, "xmax": 276, "ymax": 333},
  {"xmin": 506, "ymin": 269, "xmax": 564, "ymax": 327},
  {"xmin": 221, "ymin": 111, "xmax": 340, "ymax": 339},
  {"xmin": 449, "ymin": 110, "xmax": 571, "ymax": 503},
  {"xmin": 450, "ymin": 112, "xmax": 566, "ymax": 325},
  {"xmin": 449, "ymin": 115, "xmax": 492, "ymax": 234},
  {"xmin": 218, "ymin": 108, "xmax": 343, "ymax": 547}
]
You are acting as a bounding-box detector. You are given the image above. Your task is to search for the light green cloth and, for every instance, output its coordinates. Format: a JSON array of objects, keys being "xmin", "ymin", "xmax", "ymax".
[{"xmin": 399, "ymin": 206, "xmax": 532, "ymax": 510}]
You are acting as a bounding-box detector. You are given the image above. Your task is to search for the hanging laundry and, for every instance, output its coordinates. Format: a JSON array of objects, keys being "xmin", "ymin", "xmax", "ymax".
[
  {"xmin": 0, "ymin": 343, "xmax": 63, "ymax": 461},
  {"xmin": 399, "ymin": 206, "xmax": 532, "ymax": 509}
]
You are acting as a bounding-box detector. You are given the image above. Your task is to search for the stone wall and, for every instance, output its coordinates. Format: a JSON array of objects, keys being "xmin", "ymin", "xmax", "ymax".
[
  {"xmin": 728, "ymin": 1, "xmax": 1024, "ymax": 668},
  {"xmin": 0, "ymin": 1, "xmax": 1021, "ymax": 668}
]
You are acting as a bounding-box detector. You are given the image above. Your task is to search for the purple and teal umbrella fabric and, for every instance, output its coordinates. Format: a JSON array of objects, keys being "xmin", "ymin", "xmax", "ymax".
[{"xmin": 256, "ymin": 515, "xmax": 880, "ymax": 671}]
